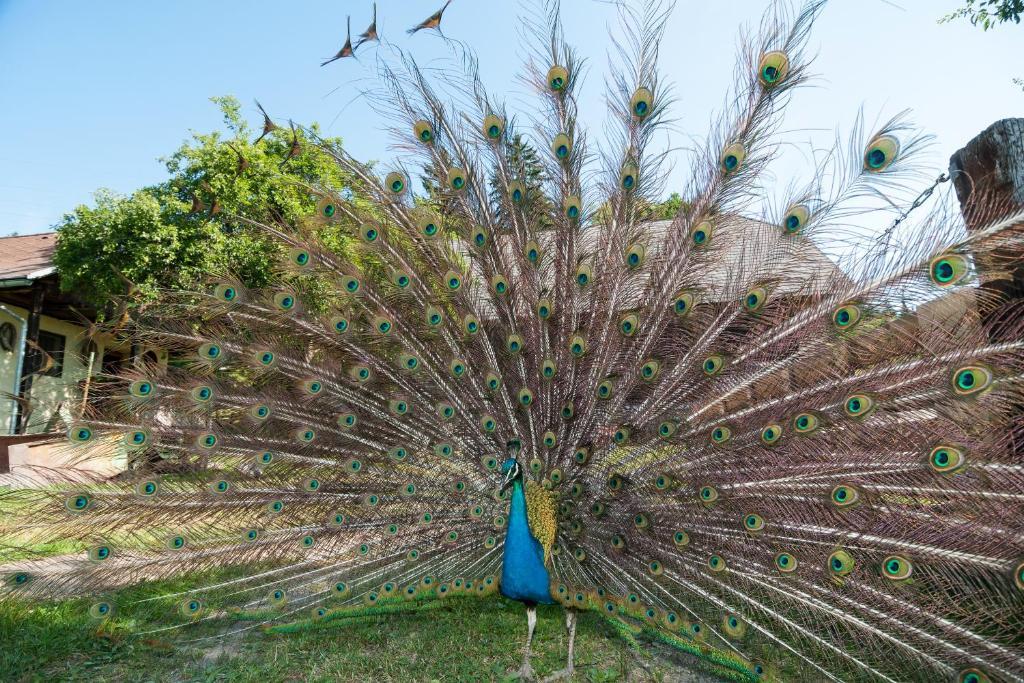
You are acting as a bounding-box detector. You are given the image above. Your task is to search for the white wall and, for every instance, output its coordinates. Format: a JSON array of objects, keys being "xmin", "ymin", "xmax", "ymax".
[{"xmin": 0, "ymin": 304, "xmax": 124, "ymax": 435}]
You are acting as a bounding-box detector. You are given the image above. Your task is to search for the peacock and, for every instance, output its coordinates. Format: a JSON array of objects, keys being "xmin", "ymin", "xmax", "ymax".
[{"xmin": 3, "ymin": 0, "xmax": 1023, "ymax": 681}]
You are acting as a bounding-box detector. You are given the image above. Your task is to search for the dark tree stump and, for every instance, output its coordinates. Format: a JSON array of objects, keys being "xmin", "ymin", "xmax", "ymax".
[{"xmin": 949, "ymin": 118, "xmax": 1024, "ymax": 456}]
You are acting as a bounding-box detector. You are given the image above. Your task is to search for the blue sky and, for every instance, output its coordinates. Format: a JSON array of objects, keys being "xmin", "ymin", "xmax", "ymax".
[{"xmin": 0, "ymin": 0, "xmax": 1020, "ymax": 236}]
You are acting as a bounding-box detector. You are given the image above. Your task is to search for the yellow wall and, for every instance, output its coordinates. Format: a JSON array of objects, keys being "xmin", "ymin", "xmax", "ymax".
[{"xmin": 0, "ymin": 304, "xmax": 126, "ymax": 435}]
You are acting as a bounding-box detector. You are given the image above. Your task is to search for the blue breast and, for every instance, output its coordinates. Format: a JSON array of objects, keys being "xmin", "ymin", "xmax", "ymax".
[{"xmin": 499, "ymin": 480, "xmax": 554, "ymax": 604}]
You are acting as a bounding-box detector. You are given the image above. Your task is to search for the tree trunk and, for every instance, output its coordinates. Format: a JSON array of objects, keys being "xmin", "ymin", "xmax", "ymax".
[{"xmin": 949, "ymin": 118, "xmax": 1024, "ymax": 456}]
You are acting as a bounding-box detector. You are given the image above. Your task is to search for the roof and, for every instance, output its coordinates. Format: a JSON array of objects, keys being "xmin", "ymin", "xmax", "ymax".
[
  {"xmin": 468, "ymin": 216, "xmax": 849, "ymax": 317},
  {"xmin": 0, "ymin": 233, "xmax": 57, "ymax": 281}
]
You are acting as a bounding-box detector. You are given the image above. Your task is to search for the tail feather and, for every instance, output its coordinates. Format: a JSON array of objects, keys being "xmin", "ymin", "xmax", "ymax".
[{"xmin": 3, "ymin": 1, "xmax": 1023, "ymax": 680}]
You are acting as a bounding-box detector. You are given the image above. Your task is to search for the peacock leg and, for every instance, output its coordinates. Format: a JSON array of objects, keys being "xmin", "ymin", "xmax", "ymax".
[
  {"xmin": 513, "ymin": 604, "xmax": 538, "ymax": 680},
  {"xmin": 543, "ymin": 608, "xmax": 577, "ymax": 681}
]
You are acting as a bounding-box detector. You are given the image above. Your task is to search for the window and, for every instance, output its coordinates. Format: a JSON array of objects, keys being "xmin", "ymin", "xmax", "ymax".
[
  {"xmin": 102, "ymin": 351, "xmax": 126, "ymax": 376},
  {"xmin": 38, "ymin": 330, "xmax": 66, "ymax": 378}
]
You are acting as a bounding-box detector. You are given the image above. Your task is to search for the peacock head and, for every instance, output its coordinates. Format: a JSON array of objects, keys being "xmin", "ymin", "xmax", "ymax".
[{"xmin": 500, "ymin": 440, "xmax": 523, "ymax": 492}]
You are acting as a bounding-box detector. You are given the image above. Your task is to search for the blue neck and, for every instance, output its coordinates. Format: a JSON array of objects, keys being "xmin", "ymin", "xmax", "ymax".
[{"xmin": 499, "ymin": 478, "xmax": 554, "ymax": 604}]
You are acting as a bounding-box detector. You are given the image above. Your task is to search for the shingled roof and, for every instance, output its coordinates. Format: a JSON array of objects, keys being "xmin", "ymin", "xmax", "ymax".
[{"xmin": 0, "ymin": 233, "xmax": 57, "ymax": 282}]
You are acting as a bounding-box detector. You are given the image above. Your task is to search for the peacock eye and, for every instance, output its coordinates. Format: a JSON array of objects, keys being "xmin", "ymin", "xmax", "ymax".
[
  {"xmin": 541, "ymin": 358, "xmax": 557, "ymax": 379},
  {"xmin": 547, "ymin": 65, "xmax": 569, "ymax": 91},
  {"xmin": 864, "ymin": 134, "xmax": 899, "ymax": 172},
  {"xmin": 446, "ymin": 168, "xmax": 467, "ymax": 191},
  {"xmin": 720, "ymin": 142, "xmax": 746, "ymax": 174},
  {"xmin": 828, "ymin": 549, "xmax": 855, "ymax": 576},
  {"xmin": 831, "ymin": 484, "xmax": 859, "ymax": 508},
  {"xmin": 560, "ymin": 333, "xmax": 582, "ymax": 356},
  {"xmin": 782, "ymin": 203, "xmax": 810, "ymax": 234},
  {"xmin": 596, "ymin": 379, "xmax": 615, "ymax": 400},
  {"xmin": 757, "ymin": 50, "xmax": 790, "ymax": 87},
  {"xmin": 743, "ymin": 513, "xmax": 765, "ymax": 532},
  {"xmin": 481, "ymin": 415, "xmax": 497, "ymax": 433},
  {"xmin": 273, "ymin": 292, "xmax": 296, "ymax": 311},
  {"xmin": 517, "ymin": 388, "xmax": 534, "ymax": 407},
  {"xmin": 793, "ymin": 412, "xmax": 819, "ymax": 433},
  {"xmin": 472, "ymin": 227, "xmax": 488, "ymax": 247},
  {"xmin": 928, "ymin": 444, "xmax": 965, "ymax": 473},
  {"xmin": 509, "ymin": 181, "xmax": 526, "ymax": 204},
  {"xmin": 343, "ymin": 276, "xmax": 360, "ymax": 293},
  {"xmin": 699, "ymin": 485, "xmax": 718, "ymax": 503},
  {"xmin": 844, "ymin": 393, "xmax": 875, "ymax": 418},
  {"xmin": 536, "ymin": 298, "xmax": 553, "ymax": 320},
  {"xmin": 708, "ymin": 554, "xmax": 726, "ymax": 572},
  {"xmin": 385, "ymin": 172, "xmax": 406, "ymax": 195},
  {"xmin": 450, "ymin": 359, "xmax": 467, "ymax": 377},
  {"xmin": 658, "ymin": 420, "xmax": 677, "ymax": 439},
  {"xmin": 673, "ymin": 530, "xmax": 689, "ymax": 547},
  {"xmin": 413, "ymin": 119, "xmax": 434, "ymax": 143},
  {"xmin": 561, "ymin": 401, "xmax": 575, "ymax": 419},
  {"xmin": 361, "ymin": 224, "xmax": 379, "ymax": 243},
  {"xmin": 129, "ymin": 380, "xmax": 155, "ymax": 398},
  {"xmin": 564, "ymin": 196, "xmax": 582, "ymax": 219},
  {"xmin": 703, "ymin": 354, "xmax": 724, "ymax": 376},
  {"xmin": 640, "ymin": 359, "xmax": 660, "ymax": 381},
  {"xmin": 760, "ymin": 424, "xmax": 782, "ymax": 445},
  {"xmin": 625, "ymin": 244, "xmax": 646, "ymax": 269},
  {"xmin": 775, "ymin": 552, "xmax": 798, "ymax": 573},
  {"xmin": 740, "ymin": 286, "xmax": 765, "ymax": 312},
  {"xmin": 444, "ymin": 270, "xmax": 462, "ymax": 291},
  {"xmin": 525, "ymin": 240, "xmax": 541, "ymax": 264},
  {"xmin": 620, "ymin": 164, "xmax": 638, "ymax": 191},
  {"xmin": 214, "ymin": 284, "xmax": 238, "ymax": 302},
  {"xmin": 89, "ymin": 601, "xmax": 114, "ymax": 620},
  {"xmin": 951, "ymin": 364, "xmax": 992, "ymax": 396},
  {"xmin": 199, "ymin": 342, "xmax": 222, "ymax": 360},
  {"xmin": 191, "ymin": 386, "xmax": 213, "ymax": 402},
  {"xmin": 551, "ymin": 133, "xmax": 572, "ymax": 160},
  {"xmin": 483, "ymin": 114, "xmax": 505, "ymax": 139},
  {"xmin": 959, "ymin": 668, "xmax": 991, "ymax": 683},
  {"xmin": 125, "ymin": 429, "xmax": 151, "ymax": 448},
  {"xmin": 711, "ymin": 425, "xmax": 732, "ymax": 444},
  {"xmin": 690, "ymin": 220, "xmax": 713, "ymax": 246},
  {"xmin": 613, "ymin": 426, "xmax": 631, "ymax": 444},
  {"xmin": 288, "ymin": 247, "xmax": 311, "ymax": 269},
  {"xmin": 630, "ymin": 87, "xmax": 653, "ymax": 118},
  {"xmin": 329, "ymin": 316, "xmax": 349, "ymax": 334},
  {"xmin": 136, "ymin": 480, "xmax": 158, "ymax": 496},
  {"xmin": 316, "ymin": 195, "xmax": 339, "ymax": 220},
  {"xmin": 577, "ymin": 260, "xmax": 593, "ymax": 284},
  {"xmin": 881, "ymin": 554, "xmax": 913, "ymax": 581},
  {"xmin": 672, "ymin": 291, "xmax": 694, "ymax": 316},
  {"xmin": 463, "ymin": 314, "xmax": 480, "ymax": 334},
  {"xmin": 418, "ymin": 215, "xmax": 440, "ymax": 238},
  {"xmin": 832, "ymin": 304, "xmax": 862, "ymax": 329},
  {"xmin": 928, "ymin": 253, "xmax": 969, "ymax": 287}
]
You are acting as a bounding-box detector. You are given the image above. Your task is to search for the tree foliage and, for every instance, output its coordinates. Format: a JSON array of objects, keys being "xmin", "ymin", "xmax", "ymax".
[
  {"xmin": 54, "ymin": 96, "xmax": 366, "ymax": 311},
  {"xmin": 941, "ymin": 0, "xmax": 1023, "ymax": 29}
]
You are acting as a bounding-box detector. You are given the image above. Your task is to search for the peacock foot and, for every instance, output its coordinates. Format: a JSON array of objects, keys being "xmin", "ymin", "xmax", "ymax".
[
  {"xmin": 511, "ymin": 660, "xmax": 537, "ymax": 681},
  {"xmin": 542, "ymin": 665, "xmax": 574, "ymax": 681}
]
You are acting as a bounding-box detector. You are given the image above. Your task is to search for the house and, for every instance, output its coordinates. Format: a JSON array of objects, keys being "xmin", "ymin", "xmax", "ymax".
[{"xmin": 0, "ymin": 233, "xmax": 132, "ymax": 474}]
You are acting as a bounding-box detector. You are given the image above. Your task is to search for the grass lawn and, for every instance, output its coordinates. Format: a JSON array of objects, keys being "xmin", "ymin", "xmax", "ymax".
[
  {"xmin": 1, "ymin": 587, "xmax": 733, "ymax": 682},
  {"xmin": 1, "ymin": 485, "xmax": 741, "ymax": 682}
]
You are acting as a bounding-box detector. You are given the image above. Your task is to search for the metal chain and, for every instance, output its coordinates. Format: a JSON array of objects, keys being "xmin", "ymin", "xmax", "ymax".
[{"xmin": 880, "ymin": 172, "xmax": 950, "ymax": 247}]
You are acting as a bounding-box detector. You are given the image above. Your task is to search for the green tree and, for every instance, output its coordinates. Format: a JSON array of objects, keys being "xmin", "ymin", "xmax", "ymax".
[
  {"xmin": 54, "ymin": 96, "xmax": 366, "ymax": 310},
  {"xmin": 941, "ymin": 0, "xmax": 1023, "ymax": 29}
]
